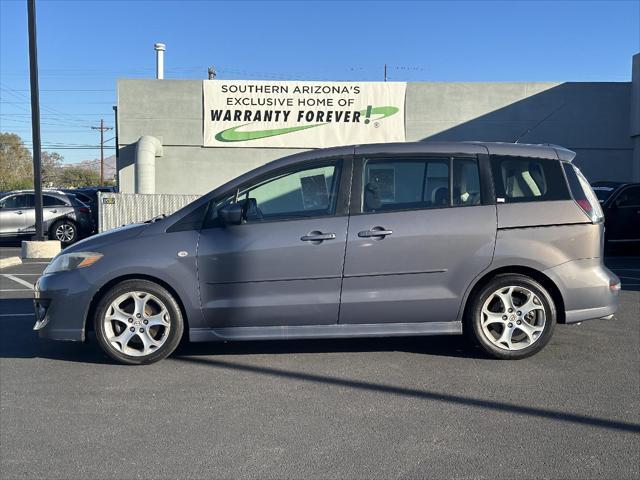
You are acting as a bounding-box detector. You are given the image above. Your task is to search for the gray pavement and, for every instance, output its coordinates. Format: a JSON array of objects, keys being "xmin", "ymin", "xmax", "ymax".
[{"xmin": 1, "ymin": 248, "xmax": 638, "ymax": 479}]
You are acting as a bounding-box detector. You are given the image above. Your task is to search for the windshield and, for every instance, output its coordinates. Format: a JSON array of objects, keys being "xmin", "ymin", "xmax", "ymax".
[{"xmin": 592, "ymin": 186, "xmax": 615, "ymax": 203}]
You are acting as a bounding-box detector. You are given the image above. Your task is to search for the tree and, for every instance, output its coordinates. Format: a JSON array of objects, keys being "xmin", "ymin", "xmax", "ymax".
[
  {"xmin": 57, "ymin": 167, "xmax": 101, "ymax": 188},
  {"xmin": 0, "ymin": 132, "xmax": 33, "ymax": 191},
  {"xmin": 41, "ymin": 151, "xmax": 63, "ymax": 186}
]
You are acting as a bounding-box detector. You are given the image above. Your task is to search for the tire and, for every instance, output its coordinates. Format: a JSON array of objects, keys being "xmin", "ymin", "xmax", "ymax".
[
  {"xmin": 94, "ymin": 280, "xmax": 184, "ymax": 365},
  {"xmin": 465, "ymin": 274, "xmax": 556, "ymax": 360},
  {"xmin": 50, "ymin": 219, "xmax": 78, "ymax": 245}
]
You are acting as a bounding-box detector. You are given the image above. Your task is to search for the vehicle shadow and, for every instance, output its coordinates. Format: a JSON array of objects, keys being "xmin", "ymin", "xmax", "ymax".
[{"xmin": 1, "ymin": 299, "xmax": 488, "ymax": 363}]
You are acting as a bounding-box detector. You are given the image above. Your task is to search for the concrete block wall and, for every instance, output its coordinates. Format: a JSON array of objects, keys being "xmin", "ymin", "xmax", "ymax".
[{"xmin": 117, "ymin": 72, "xmax": 639, "ymax": 194}]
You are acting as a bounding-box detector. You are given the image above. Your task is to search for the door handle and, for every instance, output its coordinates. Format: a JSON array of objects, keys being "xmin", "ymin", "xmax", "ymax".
[
  {"xmin": 301, "ymin": 232, "xmax": 336, "ymax": 242},
  {"xmin": 15, "ymin": 211, "xmax": 23, "ymax": 215},
  {"xmin": 358, "ymin": 227, "xmax": 393, "ymax": 238},
  {"xmin": 50, "ymin": 209, "xmax": 57, "ymax": 213}
]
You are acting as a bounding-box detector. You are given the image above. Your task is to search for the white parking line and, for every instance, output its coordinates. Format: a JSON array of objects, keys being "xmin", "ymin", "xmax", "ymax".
[{"xmin": 2, "ymin": 274, "xmax": 34, "ymax": 290}]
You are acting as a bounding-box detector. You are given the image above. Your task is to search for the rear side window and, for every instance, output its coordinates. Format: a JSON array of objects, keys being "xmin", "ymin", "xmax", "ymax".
[
  {"xmin": 21, "ymin": 194, "xmax": 34, "ymax": 208},
  {"xmin": 452, "ymin": 158, "xmax": 481, "ymax": 206},
  {"xmin": 491, "ymin": 156, "xmax": 570, "ymax": 203},
  {"xmin": 362, "ymin": 158, "xmax": 450, "ymax": 212},
  {"xmin": 361, "ymin": 156, "xmax": 481, "ymax": 213},
  {"xmin": 43, "ymin": 195, "xmax": 68, "ymax": 207}
]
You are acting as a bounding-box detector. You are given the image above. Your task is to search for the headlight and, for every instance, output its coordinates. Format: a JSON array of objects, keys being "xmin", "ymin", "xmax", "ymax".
[{"xmin": 44, "ymin": 252, "xmax": 103, "ymax": 274}]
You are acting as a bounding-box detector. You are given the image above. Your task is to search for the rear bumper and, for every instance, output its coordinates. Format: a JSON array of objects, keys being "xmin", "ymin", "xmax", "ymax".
[{"xmin": 543, "ymin": 258, "xmax": 620, "ymax": 324}]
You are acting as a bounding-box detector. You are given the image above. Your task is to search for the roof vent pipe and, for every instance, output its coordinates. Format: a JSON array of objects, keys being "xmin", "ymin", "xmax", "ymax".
[{"xmin": 154, "ymin": 43, "xmax": 166, "ymax": 80}]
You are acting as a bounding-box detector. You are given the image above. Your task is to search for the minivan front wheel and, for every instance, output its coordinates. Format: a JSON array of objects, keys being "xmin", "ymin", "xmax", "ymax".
[
  {"xmin": 467, "ymin": 274, "xmax": 556, "ymax": 359},
  {"xmin": 94, "ymin": 280, "xmax": 184, "ymax": 365}
]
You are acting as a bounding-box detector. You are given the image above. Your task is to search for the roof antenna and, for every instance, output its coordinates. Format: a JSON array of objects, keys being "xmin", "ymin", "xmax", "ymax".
[{"xmin": 513, "ymin": 101, "xmax": 566, "ymax": 143}]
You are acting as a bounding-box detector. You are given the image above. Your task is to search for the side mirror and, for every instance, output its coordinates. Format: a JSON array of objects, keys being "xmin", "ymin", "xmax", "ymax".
[{"xmin": 219, "ymin": 202, "xmax": 244, "ymax": 225}]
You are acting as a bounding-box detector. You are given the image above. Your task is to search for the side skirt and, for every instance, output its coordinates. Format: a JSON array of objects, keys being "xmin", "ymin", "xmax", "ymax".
[{"xmin": 190, "ymin": 321, "xmax": 462, "ymax": 343}]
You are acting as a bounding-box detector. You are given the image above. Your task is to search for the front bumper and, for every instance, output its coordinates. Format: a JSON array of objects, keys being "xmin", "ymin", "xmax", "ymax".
[
  {"xmin": 543, "ymin": 258, "xmax": 620, "ymax": 324},
  {"xmin": 33, "ymin": 270, "xmax": 96, "ymax": 341}
]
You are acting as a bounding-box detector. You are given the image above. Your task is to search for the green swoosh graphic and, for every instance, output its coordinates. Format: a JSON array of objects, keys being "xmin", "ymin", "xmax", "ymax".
[
  {"xmin": 359, "ymin": 105, "xmax": 400, "ymax": 118},
  {"xmin": 215, "ymin": 123, "xmax": 325, "ymax": 142},
  {"xmin": 214, "ymin": 105, "xmax": 400, "ymax": 143}
]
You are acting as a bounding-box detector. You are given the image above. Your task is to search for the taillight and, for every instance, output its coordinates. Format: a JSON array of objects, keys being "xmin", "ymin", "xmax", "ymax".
[
  {"xmin": 576, "ymin": 198, "xmax": 593, "ymax": 216},
  {"xmin": 78, "ymin": 207, "xmax": 90, "ymax": 214},
  {"xmin": 562, "ymin": 163, "xmax": 603, "ymax": 224}
]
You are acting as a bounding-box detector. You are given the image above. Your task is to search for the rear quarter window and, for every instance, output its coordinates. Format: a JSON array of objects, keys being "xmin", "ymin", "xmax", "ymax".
[{"xmin": 490, "ymin": 156, "xmax": 570, "ymax": 203}]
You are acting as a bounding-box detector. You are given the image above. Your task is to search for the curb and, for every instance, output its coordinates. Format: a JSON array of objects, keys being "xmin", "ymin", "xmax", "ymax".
[{"xmin": 0, "ymin": 256, "xmax": 22, "ymax": 270}]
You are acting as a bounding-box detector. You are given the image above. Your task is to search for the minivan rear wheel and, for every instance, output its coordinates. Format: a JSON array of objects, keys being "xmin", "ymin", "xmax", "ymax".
[
  {"xmin": 467, "ymin": 274, "xmax": 556, "ymax": 359},
  {"xmin": 94, "ymin": 280, "xmax": 184, "ymax": 365}
]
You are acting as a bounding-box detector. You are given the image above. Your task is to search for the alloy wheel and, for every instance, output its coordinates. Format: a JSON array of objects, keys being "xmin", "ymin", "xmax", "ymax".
[
  {"xmin": 55, "ymin": 223, "xmax": 75, "ymax": 242},
  {"xmin": 479, "ymin": 285, "xmax": 546, "ymax": 351},
  {"xmin": 103, "ymin": 291, "xmax": 171, "ymax": 357}
]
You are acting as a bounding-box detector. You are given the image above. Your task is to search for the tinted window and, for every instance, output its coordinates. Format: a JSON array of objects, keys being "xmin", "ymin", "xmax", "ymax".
[
  {"xmin": 592, "ymin": 186, "xmax": 616, "ymax": 203},
  {"xmin": 615, "ymin": 186, "xmax": 640, "ymax": 207},
  {"xmin": 453, "ymin": 158, "xmax": 481, "ymax": 206},
  {"xmin": 74, "ymin": 192, "xmax": 93, "ymax": 204},
  {"xmin": 43, "ymin": 195, "xmax": 68, "ymax": 207},
  {"xmin": 2, "ymin": 194, "xmax": 34, "ymax": 209},
  {"xmin": 362, "ymin": 158, "xmax": 450, "ymax": 212},
  {"xmin": 491, "ymin": 156, "xmax": 570, "ymax": 203},
  {"xmin": 22, "ymin": 194, "xmax": 34, "ymax": 208},
  {"xmin": 0, "ymin": 195, "xmax": 22, "ymax": 209}
]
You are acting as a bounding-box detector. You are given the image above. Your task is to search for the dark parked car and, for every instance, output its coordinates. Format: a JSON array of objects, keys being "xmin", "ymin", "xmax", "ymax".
[
  {"xmin": 61, "ymin": 186, "xmax": 117, "ymax": 233},
  {"xmin": 591, "ymin": 181, "xmax": 640, "ymax": 250},
  {"xmin": 34, "ymin": 142, "xmax": 620, "ymax": 364},
  {"xmin": 0, "ymin": 190, "xmax": 93, "ymax": 245}
]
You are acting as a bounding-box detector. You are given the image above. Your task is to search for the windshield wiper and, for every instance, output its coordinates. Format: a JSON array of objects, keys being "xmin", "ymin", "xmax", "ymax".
[{"xmin": 145, "ymin": 213, "xmax": 166, "ymax": 223}]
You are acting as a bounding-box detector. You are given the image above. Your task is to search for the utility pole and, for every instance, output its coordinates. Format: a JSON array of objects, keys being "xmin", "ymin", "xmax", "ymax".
[
  {"xmin": 91, "ymin": 119, "xmax": 112, "ymax": 185},
  {"xmin": 384, "ymin": 64, "xmax": 387, "ymax": 82},
  {"xmin": 27, "ymin": 0, "xmax": 45, "ymax": 240}
]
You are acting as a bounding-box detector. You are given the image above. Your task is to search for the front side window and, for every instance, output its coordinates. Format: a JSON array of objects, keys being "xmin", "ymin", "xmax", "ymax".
[
  {"xmin": 1, "ymin": 194, "xmax": 33, "ymax": 209},
  {"xmin": 206, "ymin": 161, "xmax": 341, "ymax": 227},
  {"xmin": 0, "ymin": 195, "xmax": 21, "ymax": 209},
  {"xmin": 491, "ymin": 156, "xmax": 570, "ymax": 203},
  {"xmin": 241, "ymin": 165, "xmax": 339, "ymax": 220}
]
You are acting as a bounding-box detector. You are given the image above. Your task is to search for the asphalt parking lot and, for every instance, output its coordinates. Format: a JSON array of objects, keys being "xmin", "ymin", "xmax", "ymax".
[{"xmin": 1, "ymin": 248, "xmax": 638, "ymax": 479}]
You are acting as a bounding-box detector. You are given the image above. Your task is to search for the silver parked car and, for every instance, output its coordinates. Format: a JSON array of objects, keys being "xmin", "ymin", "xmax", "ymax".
[
  {"xmin": 0, "ymin": 190, "xmax": 93, "ymax": 245},
  {"xmin": 33, "ymin": 142, "xmax": 620, "ymax": 364}
]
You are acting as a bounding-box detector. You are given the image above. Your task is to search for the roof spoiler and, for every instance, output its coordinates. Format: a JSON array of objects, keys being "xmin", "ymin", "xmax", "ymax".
[{"xmin": 548, "ymin": 144, "xmax": 576, "ymax": 162}]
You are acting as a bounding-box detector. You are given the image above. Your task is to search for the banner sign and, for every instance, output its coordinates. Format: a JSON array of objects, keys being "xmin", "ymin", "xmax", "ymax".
[{"xmin": 203, "ymin": 80, "xmax": 406, "ymax": 148}]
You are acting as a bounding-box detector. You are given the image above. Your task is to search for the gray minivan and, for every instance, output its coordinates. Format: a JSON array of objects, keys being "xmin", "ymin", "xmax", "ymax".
[{"xmin": 33, "ymin": 142, "xmax": 620, "ymax": 364}]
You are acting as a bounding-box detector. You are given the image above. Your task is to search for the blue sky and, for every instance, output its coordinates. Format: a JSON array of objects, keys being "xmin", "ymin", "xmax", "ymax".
[{"xmin": 1, "ymin": 0, "xmax": 638, "ymax": 164}]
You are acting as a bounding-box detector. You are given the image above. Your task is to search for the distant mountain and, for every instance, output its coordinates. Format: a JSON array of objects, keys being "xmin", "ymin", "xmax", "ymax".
[{"xmin": 63, "ymin": 154, "xmax": 116, "ymax": 180}]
